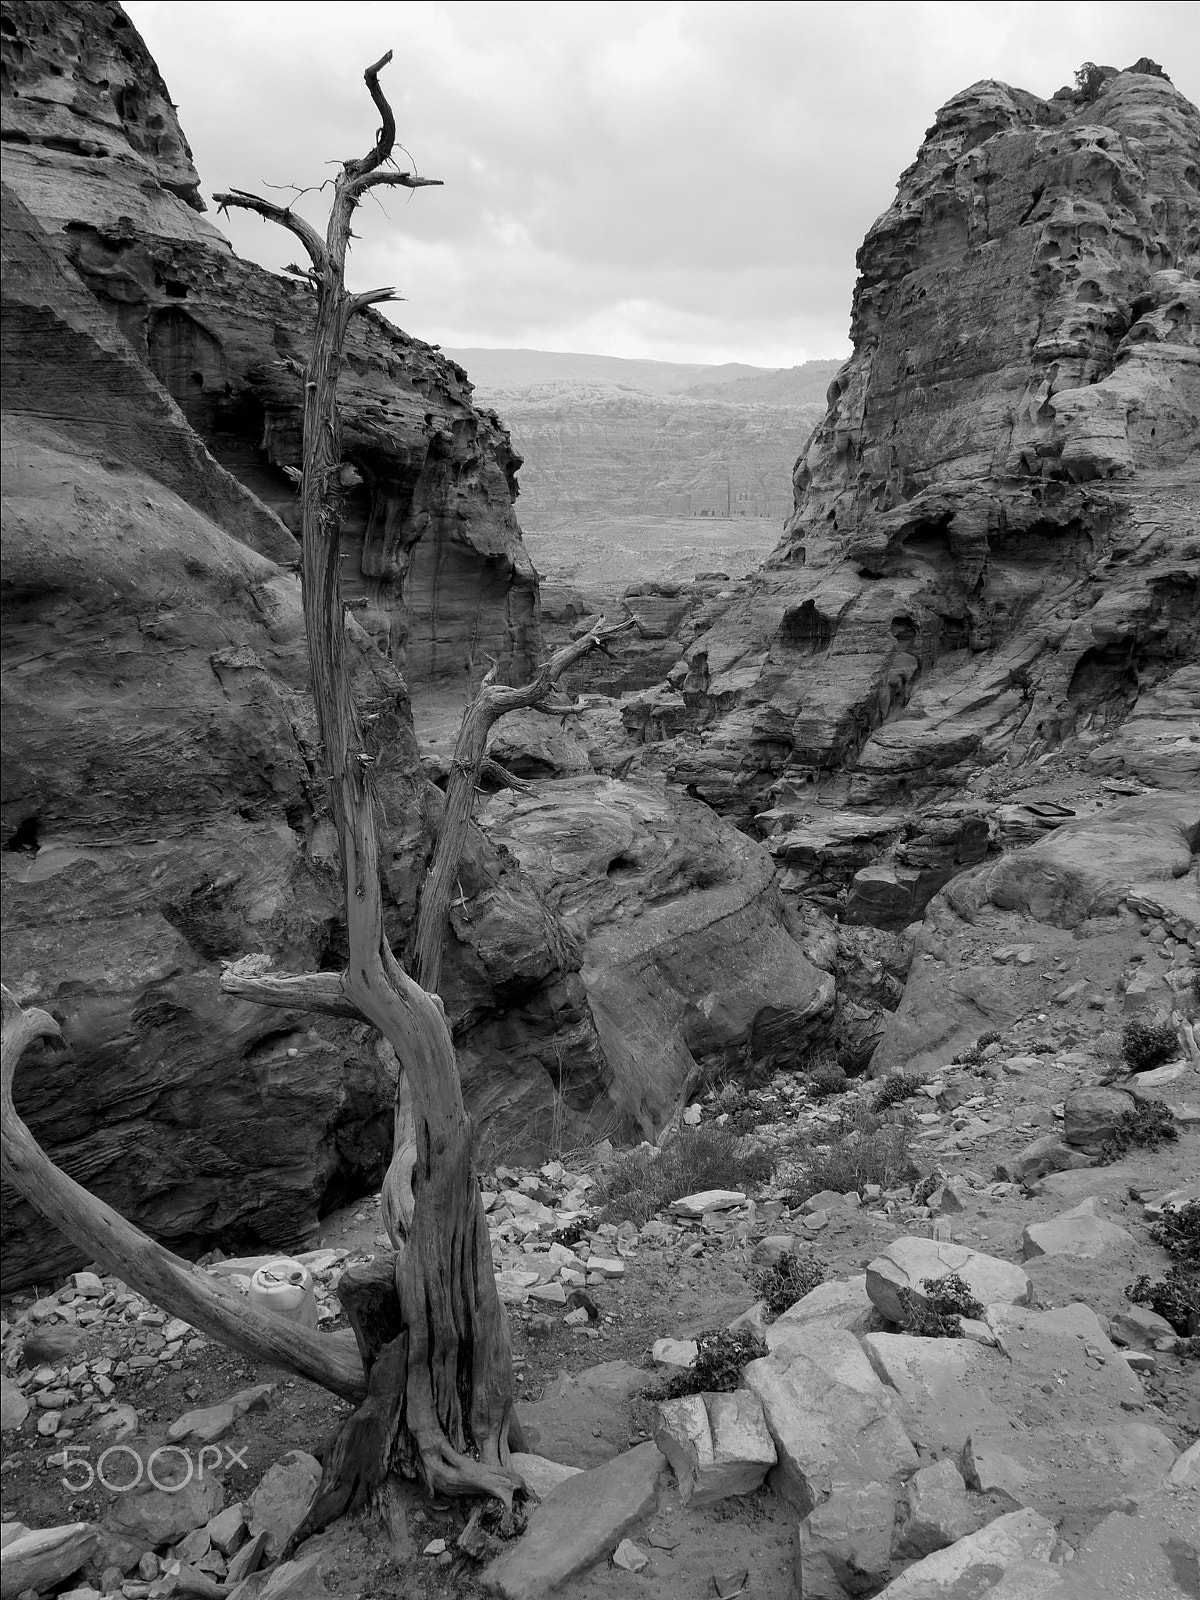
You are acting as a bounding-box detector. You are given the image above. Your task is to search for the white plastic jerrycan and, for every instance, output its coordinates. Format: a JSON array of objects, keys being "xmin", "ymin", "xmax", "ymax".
[{"xmin": 248, "ymin": 1258, "xmax": 318, "ymax": 1330}]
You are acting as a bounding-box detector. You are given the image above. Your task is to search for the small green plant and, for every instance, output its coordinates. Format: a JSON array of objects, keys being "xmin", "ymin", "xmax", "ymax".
[
  {"xmin": 753, "ymin": 1251, "xmax": 825, "ymax": 1319},
  {"xmin": 1099, "ymin": 1097, "xmax": 1178, "ymax": 1163},
  {"xmin": 1122, "ymin": 1018, "xmax": 1179, "ymax": 1073},
  {"xmin": 663, "ymin": 1328, "xmax": 768, "ymax": 1397},
  {"xmin": 898, "ymin": 1272, "xmax": 985, "ymax": 1337},
  {"xmin": 1126, "ymin": 1265, "xmax": 1198, "ymax": 1337},
  {"xmin": 1149, "ymin": 1199, "xmax": 1200, "ymax": 1267},
  {"xmin": 595, "ymin": 1125, "xmax": 774, "ymax": 1228},
  {"xmin": 872, "ymin": 1072, "xmax": 925, "ymax": 1113},
  {"xmin": 808, "ymin": 1059, "xmax": 848, "ymax": 1099}
]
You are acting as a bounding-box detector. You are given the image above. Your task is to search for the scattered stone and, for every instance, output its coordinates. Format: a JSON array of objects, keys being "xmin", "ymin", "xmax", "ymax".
[
  {"xmin": 653, "ymin": 1390, "xmax": 776, "ymax": 1508},
  {"xmin": 223, "ymin": 1530, "xmax": 267, "ymax": 1585},
  {"xmin": 480, "ymin": 1442, "xmax": 666, "ymax": 1599},
  {"xmin": 204, "ymin": 1505, "xmax": 246, "ymax": 1558},
  {"xmin": 247, "ymin": 1451, "xmax": 321, "ymax": 1563},
  {"xmin": 650, "ymin": 1338, "xmax": 697, "ymax": 1375},
  {"xmin": 611, "ymin": 1538, "xmax": 648, "ymax": 1573},
  {"xmin": 71, "ymin": 1272, "xmax": 105, "ymax": 1299},
  {"xmin": 527, "ymin": 1282, "xmax": 567, "ymax": 1307},
  {"xmin": 865, "ymin": 1237, "xmax": 1029, "ymax": 1326},
  {"xmin": 167, "ymin": 1385, "xmax": 273, "ymax": 1445},
  {"xmin": 997, "ymin": 1135, "xmax": 1092, "ymax": 1186},
  {"xmin": 668, "ymin": 1191, "xmax": 746, "ymax": 1218},
  {"xmin": 1022, "ymin": 1198, "xmax": 1137, "ymax": 1260}
]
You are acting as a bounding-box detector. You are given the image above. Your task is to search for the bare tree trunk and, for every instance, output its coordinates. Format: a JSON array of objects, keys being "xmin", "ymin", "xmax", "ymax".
[{"xmin": 2, "ymin": 50, "xmax": 631, "ymax": 1536}]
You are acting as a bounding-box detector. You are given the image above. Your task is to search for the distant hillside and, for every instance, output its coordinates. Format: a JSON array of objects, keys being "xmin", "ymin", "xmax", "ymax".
[
  {"xmin": 682, "ymin": 360, "xmax": 844, "ymax": 406},
  {"xmin": 445, "ymin": 350, "xmax": 839, "ymax": 553},
  {"xmin": 444, "ymin": 347, "xmax": 773, "ymax": 396}
]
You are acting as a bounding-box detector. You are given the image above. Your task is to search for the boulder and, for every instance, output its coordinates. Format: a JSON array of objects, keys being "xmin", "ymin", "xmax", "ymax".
[
  {"xmin": 247, "ymin": 1451, "xmax": 321, "ymax": 1563},
  {"xmin": 861, "ymin": 1333, "xmax": 1007, "ymax": 1453},
  {"xmin": 670, "ymin": 1190, "xmax": 747, "ymax": 1218},
  {"xmin": 743, "ymin": 1339, "xmax": 918, "ymax": 1516},
  {"xmin": 653, "ymin": 1390, "xmax": 776, "ymax": 1508},
  {"xmin": 167, "ymin": 1385, "xmax": 273, "ymax": 1445},
  {"xmin": 108, "ymin": 1478, "xmax": 224, "ymax": 1550},
  {"xmin": 0, "ymin": 1378, "xmax": 29, "ymax": 1434},
  {"xmin": 1108, "ymin": 1306, "xmax": 1178, "ymax": 1350},
  {"xmin": 1022, "ymin": 1199, "xmax": 1137, "ymax": 1261},
  {"xmin": 509, "ymin": 1455, "xmax": 583, "ymax": 1500},
  {"xmin": 795, "ymin": 1481, "xmax": 895, "ymax": 1599},
  {"xmin": 203, "ymin": 1505, "xmax": 247, "ymax": 1558},
  {"xmin": 985, "ymin": 795, "xmax": 1198, "ymax": 930},
  {"xmin": 0, "ymin": 1524, "xmax": 98, "ymax": 1600},
  {"xmin": 865, "ymin": 1238, "xmax": 1029, "ymax": 1326},
  {"xmin": 872, "ymin": 1508, "xmax": 1057, "ymax": 1598},
  {"xmin": 1063, "ymin": 1087, "xmax": 1137, "ymax": 1150},
  {"xmin": 480, "ymin": 1442, "xmax": 666, "ymax": 1599},
  {"xmin": 650, "ymin": 1338, "xmax": 697, "ymax": 1375},
  {"xmin": 766, "ymin": 1276, "xmax": 875, "ymax": 1350},
  {"xmin": 896, "ymin": 1459, "xmax": 978, "ymax": 1557},
  {"xmin": 997, "ymin": 1135, "xmax": 1093, "ymax": 1186}
]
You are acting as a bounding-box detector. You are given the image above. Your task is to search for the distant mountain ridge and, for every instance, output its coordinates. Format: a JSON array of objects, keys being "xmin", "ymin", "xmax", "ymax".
[{"xmin": 446, "ymin": 347, "xmax": 844, "ymax": 403}]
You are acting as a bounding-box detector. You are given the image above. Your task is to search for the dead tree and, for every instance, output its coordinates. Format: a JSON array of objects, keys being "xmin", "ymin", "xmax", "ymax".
[{"xmin": 1, "ymin": 50, "xmax": 628, "ymax": 1529}]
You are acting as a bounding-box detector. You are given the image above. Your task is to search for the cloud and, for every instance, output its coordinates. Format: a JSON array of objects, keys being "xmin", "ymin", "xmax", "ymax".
[{"xmin": 125, "ymin": 0, "xmax": 1200, "ymax": 365}]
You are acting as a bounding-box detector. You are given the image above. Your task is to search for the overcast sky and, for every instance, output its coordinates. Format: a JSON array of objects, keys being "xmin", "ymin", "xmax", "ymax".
[{"xmin": 125, "ymin": 1, "xmax": 1199, "ymax": 367}]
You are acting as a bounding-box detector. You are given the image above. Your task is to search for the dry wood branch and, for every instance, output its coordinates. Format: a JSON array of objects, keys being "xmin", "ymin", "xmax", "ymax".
[
  {"xmin": 219, "ymin": 962, "xmax": 358, "ymax": 1018},
  {"xmin": 212, "ymin": 190, "xmax": 326, "ymax": 273},
  {"xmin": 0, "ymin": 986, "xmax": 367, "ymax": 1402},
  {"xmin": 413, "ymin": 614, "xmax": 633, "ymax": 993}
]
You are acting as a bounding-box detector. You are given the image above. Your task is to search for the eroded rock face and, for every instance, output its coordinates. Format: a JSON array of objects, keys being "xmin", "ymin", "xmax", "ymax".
[
  {"xmin": 0, "ymin": 0, "xmax": 537, "ymax": 692},
  {"xmin": 477, "ymin": 777, "xmax": 834, "ymax": 1135},
  {"xmin": 0, "ymin": 3, "xmax": 610, "ymax": 1285},
  {"xmin": 613, "ymin": 66, "xmax": 1199, "ymax": 826}
]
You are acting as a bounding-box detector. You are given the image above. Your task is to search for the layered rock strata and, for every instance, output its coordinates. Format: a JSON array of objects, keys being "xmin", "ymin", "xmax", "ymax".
[
  {"xmin": 614, "ymin": 66, "xmax": 1199, "ymax": 826},
  {"xmin": 1, "ymin": 0, "xmax": 536, "ymax": 693}
]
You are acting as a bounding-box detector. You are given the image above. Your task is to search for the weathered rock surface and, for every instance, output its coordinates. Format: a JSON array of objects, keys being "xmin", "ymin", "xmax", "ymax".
[
  {"xmin": 247, "ymin": 1451, "xmax": 321, "ymax": 1563},
  {"xmin": 653, "ymin": 1390, "xmax": 776, "ymax": 1507},
  {"xmin": 1022, "ymin": 1197, "xmax": 1137, "ymax": 1259},
  {"xmin": 743, "ymin": 1331, "xmax": 918, "ymax": 1515},
  {"xmin": 865, "ymin": 1237, "xmax": 1030, "ymax": 1325},
  {"xmin": 478, "ymin": 777, "xmax": 833, "ymax": 1133},
  {"xmin": 794, "ymin": 1480, "xmax": 895, "ymax": 1599},
  {"xmin": 0, "ymin": 1523, "xmax": 98, "ymax": 1600},
  {"xmin": 601, "ymin": 64, "xmax": 1200, "ymax": 872},
  {"xmin": 479, "ymin": 1441, "xmax": 666, "ymax": 1600},
  {"xmin": 873, "ymin": 1508, "xmax": 1057, "ymax": 1598},
  {"xmin": 0, "ymin": 2, "xmax": 620, "ymax": 1281}
]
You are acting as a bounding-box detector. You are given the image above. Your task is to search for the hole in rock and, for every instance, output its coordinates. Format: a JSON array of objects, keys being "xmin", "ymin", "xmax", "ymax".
[{"xmin": 3, "ymin": 816, "xmax": 39, "ymax": 855}]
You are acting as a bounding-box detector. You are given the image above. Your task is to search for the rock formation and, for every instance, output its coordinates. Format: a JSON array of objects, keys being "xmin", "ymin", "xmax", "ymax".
[
  {"xmin": 0, "ymin": 1, "xmax": 834, "ymax": 1285},
  {"xmin": 0, "ymin": 1, "xmax": 576, "ymax": 1285},
  {"xmin": 1, "ymin": 0, "xmax": 537, "ymax": 694},
  {"xmin": 615, "ymin": 64, "xmax": 1198, "ymax": 824}
]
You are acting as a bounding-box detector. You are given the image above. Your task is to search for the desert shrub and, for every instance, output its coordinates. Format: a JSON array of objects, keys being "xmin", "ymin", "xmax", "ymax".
[
  {"xmin": 898, "ymin": 1272, "xmax": 985, "ymax": 1338},
  {"xmin": 956, "ymin": 1030, "xmax": 1002, "ymax": 1067},
  {"xmin": 753, "ymin": 1251, "xmax": 825, "ymax": 1319},
  {"xmin": 663, "ymin": 1328, "xmax": 767, "ymax": 1397},
  {"xmin": 1149, "ymin": 1199, "xmax": 1200, "ymax": 1268},
  {"xmin": 1126, "ymin": 1265, "xmax": 1199, "ymax": 1337},
  {"xmin": 1122, "ymin": 1018, "xmax": 1178, "ymax": 1073},
  {"xmin": 808, "ymin": 1058, "xmax": 848, "ymax": 1099},
  {"xmin": 595, "ymin": 1125, "xmax": 775, "ymax": 1228},
  {"xmin": 780, "ymin": 1104, "xmax": 917, "ymax": 1205},
  {"xmin": 1099, "ymin": 1097, "xmax": 1178, "ymax": 1163},
  {"xmin": 552, "ymin": 1219, "xmax": 587, "ymax": 1249},
  {"xmin": 872, "ymin": 1072, "xmax": 925, "ymax": 1113}
]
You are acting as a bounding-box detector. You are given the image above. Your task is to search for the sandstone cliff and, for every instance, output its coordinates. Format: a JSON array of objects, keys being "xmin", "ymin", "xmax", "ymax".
[
  {"xmin": 618, "ymin": 65, "xmax": 1199, "ymax": 828},
  {"xmin": 0, "ymin": 1, "xmax": 590, "ymax": 1286}
]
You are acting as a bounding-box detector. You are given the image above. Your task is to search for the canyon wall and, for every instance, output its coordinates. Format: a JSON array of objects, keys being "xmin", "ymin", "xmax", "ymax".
[
  {"xmin": 617, "ymin": 64, "xmax": 1199, "ymax": 823},
  {"xmin": 0, "ymin": 1, "xmax": 601, "ymax": 1286}
]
